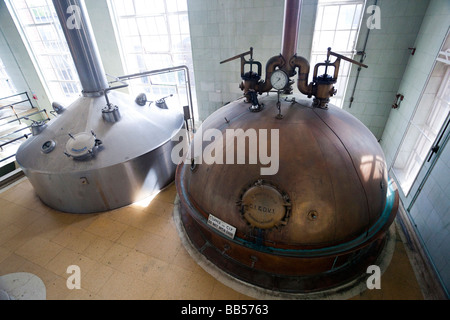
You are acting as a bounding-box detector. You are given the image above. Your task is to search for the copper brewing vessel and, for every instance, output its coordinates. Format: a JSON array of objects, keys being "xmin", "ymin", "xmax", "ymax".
[
  {"xmin": 175, "ymin": 94, "xmax": 398, "ymax": 293},
  {"xmin": 175, "ymin": 0, "xmax": 398, "ymax": 294}
]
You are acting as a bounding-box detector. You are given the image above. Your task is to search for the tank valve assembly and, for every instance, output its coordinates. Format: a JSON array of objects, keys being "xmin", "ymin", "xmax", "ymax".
[
  {"xmin": 221, "ymin": 48, "xmax": 264, "ymax": 112},
  {"xmin": 222, "ymin": 47, "xmax": 368, "ymax": 110},
  {"xmin": 154, "ymin": 94, "xmax": 174, "ymax": 109}
]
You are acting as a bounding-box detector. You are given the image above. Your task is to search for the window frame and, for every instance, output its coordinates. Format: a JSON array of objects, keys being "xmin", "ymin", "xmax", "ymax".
[
  {"xmin": 5, "ymin": 0, "xmax": 81, "ymax": 103},
  {"xmin": 392, "ymin": 31, "xmax": 450, "ymax": 198},
  {"xmin": 107, "ymin": 0, "xmax": 196, "ymax": 109},
  {"xmin": 311, "ymin": 0, "xmax": 366, "ymax": 108}
]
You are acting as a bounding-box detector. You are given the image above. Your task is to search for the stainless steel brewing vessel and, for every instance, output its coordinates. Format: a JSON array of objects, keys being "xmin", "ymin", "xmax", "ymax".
[{"xmin": 16, "ymin": 0, "xmax": 186, "ymax": 213}]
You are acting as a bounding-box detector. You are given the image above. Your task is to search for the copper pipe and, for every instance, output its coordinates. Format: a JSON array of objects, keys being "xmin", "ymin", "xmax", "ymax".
[
  {"xmin": 290, "ymin": 55, "xmax": 313, "ymax": 96},
  {"xmin": 281, "ymin": 0, "xmax": 302, "ymax": 76},
  {"xmin": 258, "ymin": 55, "xmax": 286, "ymax": 93}
]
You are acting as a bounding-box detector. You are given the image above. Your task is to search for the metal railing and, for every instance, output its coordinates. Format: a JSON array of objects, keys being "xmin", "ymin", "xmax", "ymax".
[
  {"xmin": 111, "ymin": 65, "xmax": 196, "ymax": 133},
  {"xmin": 0, "ymin": 92, "xmax": 50, "ymax": 165},
  {"xmin": 0, "ymin": 92, "xmax": 34, "ymax": 121}
]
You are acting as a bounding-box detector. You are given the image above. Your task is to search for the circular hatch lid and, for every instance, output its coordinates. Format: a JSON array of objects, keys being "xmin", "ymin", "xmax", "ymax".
[
  {"xmin": 240, "ymin": 180, "xmax": 291, "ymax": 230},
  {"xmin": 65, "ymin": 132, "xmax": 97, "ymax": 160}
]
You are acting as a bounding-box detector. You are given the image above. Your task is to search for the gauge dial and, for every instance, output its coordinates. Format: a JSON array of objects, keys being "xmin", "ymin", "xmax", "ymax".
[{"xmin": 270, "ymin": 70, "xmax": 289, "ymax": 91}]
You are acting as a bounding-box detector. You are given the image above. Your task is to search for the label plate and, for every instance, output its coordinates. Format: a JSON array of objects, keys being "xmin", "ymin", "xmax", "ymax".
[{"xmin": 207, "ymin": 214, "xmax": 236, "ymax": 240}]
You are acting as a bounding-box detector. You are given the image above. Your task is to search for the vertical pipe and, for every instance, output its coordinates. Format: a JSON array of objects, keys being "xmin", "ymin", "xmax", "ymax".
[
  {"xmin": 281, "ymin": 0, "xmax": 302, "ymax": 76},
  {"xmin": 52, "ymin": 0, "xmax": 108, "ymax": 95},
  {"xmin": 348, "ymin": 0, "xmax": 378, "ymax": 109}
]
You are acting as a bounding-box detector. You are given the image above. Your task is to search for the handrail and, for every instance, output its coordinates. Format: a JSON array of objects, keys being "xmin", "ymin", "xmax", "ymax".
[
  {"xmin": 2, "ymin": 109, "xmax": 48, "ymax": 126},
  {"xmin": 0, "ymin": 155, "xmax": 16, "ymax": 164},
  {"xmin": 0, "ymin": 99, "xmax": 32, "ymax": 112},
  {"xmin": 0, "ymin": 134, "xmax": 31, "ymax": 150},
  {"xmin": 0, "ymin": 91, "xmax": 34, "ymax": 108},
  {"xmin": 0, "ymin": 125, "xmax": 33, "ymax": 140},
  {"xmin": 0, "ymin": 91, "xmax": 36, "ymax": 126},
  {"xmin": 113, "ymin": 65, "xmax": 196, "ymax": 131},
  {"xmin": 0, "ymin": 90, "xmax": 48, "ymax": 168}
]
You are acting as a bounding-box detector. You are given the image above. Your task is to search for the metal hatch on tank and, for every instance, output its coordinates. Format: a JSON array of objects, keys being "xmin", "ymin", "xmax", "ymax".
[
  {"xmin": 15, "ymin": 0, "xmax": 192, "ymax": 214},
  {"xmin": 174, "ymin": 0, "xmax": 399, "ymax": 298}
]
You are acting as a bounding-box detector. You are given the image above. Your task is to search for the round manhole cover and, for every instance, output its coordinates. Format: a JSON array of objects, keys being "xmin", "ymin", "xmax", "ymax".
[{"xmin": 240, "ymin": 182, "xmax": 291, "ymax": 230}]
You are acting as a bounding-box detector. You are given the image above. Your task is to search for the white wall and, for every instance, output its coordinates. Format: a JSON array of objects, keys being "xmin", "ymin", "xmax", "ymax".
[
  {"xmin": 187, "ymin": 0, "xmax": 318, "ymax": 121},
  {"xmin": 85, "ymin": 0, "xmax": 126, "ymax": 81},
  {"xmin": 187, "ymin": 0, "xmax": 431, "ymax": 143},
  {"xmin": 342, "ymin": 0, "xmax": 430, "ymax": 140}
]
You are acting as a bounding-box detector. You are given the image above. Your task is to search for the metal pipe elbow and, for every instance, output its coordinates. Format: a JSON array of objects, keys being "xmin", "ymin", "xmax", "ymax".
[
  {"xmin": 290, "ymin": 55, "xmax": 313, "ymax": 96},
  {"xmin": 258, "ymin": 55, "xmax": 286, "ymax": 93}
]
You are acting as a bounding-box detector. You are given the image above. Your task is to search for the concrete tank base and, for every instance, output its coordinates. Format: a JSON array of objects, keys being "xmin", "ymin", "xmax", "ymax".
[{"xmin": 173, "ymin": 195, "xmax": 397, "ymax": 300}]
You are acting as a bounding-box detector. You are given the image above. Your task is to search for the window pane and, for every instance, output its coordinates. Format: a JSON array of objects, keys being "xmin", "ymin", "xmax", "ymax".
[
  {"xmin": 322, "ymin": 6, "xmax": 339, "ymax": 30},
  {"xmin": 312, "ymin": 0, "xmax": 365, "ymax": 108},
  {"xmin": 334, "ymin": 31, "xmax": 351, "ymax": 51},
  {"xmin": 7, "ymin": 0, "xmax": 80, "ymax": 103},
  {"xmin": 393, "ymin": 63, "xmax": 450, "ymax": 196},
  {"xmin": 353, "ymin": 4, "xmax": 363, "ymax": 28},
  {"xmin": 318, "ymin": 31, "xmax": 335, "ymax": 50},
  {"xmin": 109, "ymin": 0, "xmax": 196, "ymax": 103},
  {"xmin": 337, "ymin": 5, "xmax": 356, "ymax": 30}
]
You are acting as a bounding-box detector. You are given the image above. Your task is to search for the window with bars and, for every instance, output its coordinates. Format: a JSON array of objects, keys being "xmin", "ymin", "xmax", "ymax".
[
  {"xmin": 0, "ymin": 57, "xmax": 17, "ymax": 99},
  {"xmin": 108, "ymin": 0, "xmax": 195, "ymax": 106},
  {"xmin": 311, "ymin": 0, "xmax": 365, "ymax": 108},
  {"xmin": 393, "ymin": 34, "xmax": 450, "ymax": 196},
  {"xmin": 6, "ymin": 0, "xmax": 81, "ymax": 103}
]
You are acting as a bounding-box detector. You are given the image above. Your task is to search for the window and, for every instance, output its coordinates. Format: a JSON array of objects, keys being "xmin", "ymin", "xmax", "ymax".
[
  {"xmin": 311, "ymin": 0, "xmax": 365, "ymax": 108},
  {"xmin": 108, "ymin": 0, "xmax": 196, "ymax": 110},
  {"xmin": 6, "ymin": 0, "xmax": 81, "ymax": 103},
  {"xmin": 0, "ymin": 57, "xmax": 17, "ymax": 99},
  {"xmin": 393, "ymin": 34, "xmax": 450, "ymax": 196}
]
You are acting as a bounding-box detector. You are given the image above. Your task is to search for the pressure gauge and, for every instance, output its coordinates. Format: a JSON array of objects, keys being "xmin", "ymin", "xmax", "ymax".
[{"xmin": 271, "ymin": 70, "xmax": 289, "ymax": 91}]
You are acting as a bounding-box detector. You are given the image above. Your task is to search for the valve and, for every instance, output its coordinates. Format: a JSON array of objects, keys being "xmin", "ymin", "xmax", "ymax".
[
  {"xmin": 221, "ymin": 48, "xmax": 264, "ymax": 108},
  {"xmin": 312, "ymin": 48, "xmax": 368, "ymax": 108}
]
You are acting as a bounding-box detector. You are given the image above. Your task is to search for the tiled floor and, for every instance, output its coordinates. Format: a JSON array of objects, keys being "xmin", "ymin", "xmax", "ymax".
[{"xmin": 0, "ymin": 178, "xmax": 425, "ymax": 300}]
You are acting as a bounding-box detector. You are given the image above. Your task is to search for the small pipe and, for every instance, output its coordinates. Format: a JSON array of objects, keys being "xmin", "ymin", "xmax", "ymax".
[
  {"xmin": 290, "ymin": 55, "xmax": 313, "ymax": 96},
  {"xmin": 348, "ymin": 0, "xmax": 378, "ymax": 109},
  {"xmin": 257, "ymin": 55, "xmax": 286, "ymax": 93}
]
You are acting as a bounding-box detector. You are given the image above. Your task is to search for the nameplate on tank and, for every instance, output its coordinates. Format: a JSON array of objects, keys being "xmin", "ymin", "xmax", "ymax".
[{"xmin": 207, "ymin": 214, "xmax": 236, "ymax": 240}]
